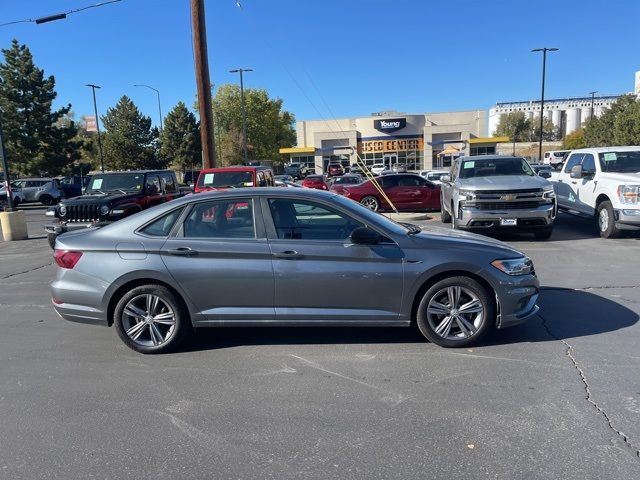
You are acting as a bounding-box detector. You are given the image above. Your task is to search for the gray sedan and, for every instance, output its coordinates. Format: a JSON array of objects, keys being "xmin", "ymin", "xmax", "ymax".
[{"xmin": 51, "ymin": 188, "xmax": 540, "ymax": 353}]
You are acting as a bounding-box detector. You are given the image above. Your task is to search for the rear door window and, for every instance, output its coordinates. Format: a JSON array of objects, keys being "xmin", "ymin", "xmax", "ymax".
[{"xmin": 182, "ymin": 199, "xmax": 255, "ymax": 239}]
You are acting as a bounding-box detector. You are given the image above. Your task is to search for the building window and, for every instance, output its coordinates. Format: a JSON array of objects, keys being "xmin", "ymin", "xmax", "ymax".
[
  {"xmin": 291, "ymin": 155, "xmax": 315, "ymax": 171},
  {"xmin": 470, "ymin": 146, "xmax": 496, "ymax": 156}
]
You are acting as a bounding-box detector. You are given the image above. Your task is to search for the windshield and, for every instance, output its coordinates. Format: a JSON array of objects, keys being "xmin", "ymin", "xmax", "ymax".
[
  {"xmin": 87, "ymin": 174, "xmax": 143, "ymax": 193},
  {"xmin": 427, "ymin": 172, "xmax": 447, "ymax": 181},
  {"xmin": 459, "ymin": 158, "xmax": 534, "ymax": 179},
  {"xmin": 598, "ymin": 151, "xmax": 640, "ymax": 173},
  {"xmin": 197, "ymin": 171, "xmax": 254, "ymax": 188}
]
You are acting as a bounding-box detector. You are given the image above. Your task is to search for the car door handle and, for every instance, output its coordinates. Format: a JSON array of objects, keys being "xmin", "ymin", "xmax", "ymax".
[
  {"xmin": 167, "ymin": 247, "xmax": 198, "ymax": 257},
  {"xmin": 571, "ymin": 181, "xmax": 577, "ymax": 185},
  {"xmin": 273, "ymin": 250, "xmax": 303, "ymax": 259}
]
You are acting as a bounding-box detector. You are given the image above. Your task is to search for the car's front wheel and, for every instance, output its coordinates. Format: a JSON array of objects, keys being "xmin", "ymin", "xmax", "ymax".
[
  {"xmin": 40, "ymin": 194, "xmax": 53, "ymax": 206},
  {"xmin": 114, "ymin": 284, "xmax": 191, "ymax": 354},
  {"xmin": 416, "ymin": 276, "xmax": 494, "ymax": 348},
  {"xmin": 360, "ymin": 196, "xmax": 380, "ymax": 211},
  {"xmin": 597, "ymin": 200, "xmax": 621, "ymax": 239}
]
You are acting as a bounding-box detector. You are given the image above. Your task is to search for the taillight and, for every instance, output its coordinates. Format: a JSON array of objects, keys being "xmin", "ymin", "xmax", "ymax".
[{"xmin": 54, "ymin": 250, "xmax": 83, "ymax": 269}]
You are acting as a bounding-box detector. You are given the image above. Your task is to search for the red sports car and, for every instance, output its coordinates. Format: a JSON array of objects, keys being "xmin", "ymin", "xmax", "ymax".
[
  {"xmin": 302, "ymin": 175, "xmax": 328, "ymax": 190},
  {"xmin": 340, "ymin": 173, "xmax": 441, "ymax": 212}
]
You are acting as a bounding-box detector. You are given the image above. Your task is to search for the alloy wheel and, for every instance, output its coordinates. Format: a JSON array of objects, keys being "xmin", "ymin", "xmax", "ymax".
[
  {"xmin": 426, "ymin": 286, "xmax": 484, "ymax": 341},
  {"xmin": 361, "ymin": 196, "xmax": 379, "ymax": 211},
  {"xmin": 598, "ymin": 208, "xmax": 609, "ymax": 232},
  {"xmin": 121, "ymin": 294, "xmax": 176, "ymax": 347}
]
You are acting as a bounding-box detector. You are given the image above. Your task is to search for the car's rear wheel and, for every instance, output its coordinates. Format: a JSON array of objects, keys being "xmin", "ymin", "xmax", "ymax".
[
  {"xmin": 114, "ymin": 285, "xmax": 190, "ymax": 354},
  {"xmin": 597, "ymin": 200, "xmax": 621, "ymax": 239},
  {"xmin": 360, "ymin": 196, "xmax": 379, "ymax": 211},
  {"xmin": 416, "ymin": 276, "xmax": 494, "ymax": 348},
  {"xmin": 40, "ymin": 194, "xmax": 53, "ymax": 206}
]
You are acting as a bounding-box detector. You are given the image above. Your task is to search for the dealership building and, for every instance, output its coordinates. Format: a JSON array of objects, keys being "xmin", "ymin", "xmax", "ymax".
[{"xmin": 280, "ymin": 110, "xmax": 505, "ymax": 173}]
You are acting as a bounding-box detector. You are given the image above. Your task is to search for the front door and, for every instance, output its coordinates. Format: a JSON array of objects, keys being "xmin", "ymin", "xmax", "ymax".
[
  {"xmin": 556, "ymin": 153, "xmax": 583, "ymax": 211},
  {"xmin": 161, "ymin": 198, "xmax": 275, "ymax": 323},
  {"xmin": 575, "ymin": 153, "xmax": 598, "ymax": 215},
  {"xmin": 265, "ymin": 197, "xmax": 404, "ymax": 324},
  {"xmin": 383, "ymin": 153, "xmax": 397, "ymax": 169}
]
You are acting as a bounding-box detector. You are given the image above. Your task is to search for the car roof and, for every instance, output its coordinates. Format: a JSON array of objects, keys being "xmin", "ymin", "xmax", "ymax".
[
  {"xmin": 15, "ymin": 177, "xmax": 53, "ymax": 181},
  {"xmin": 200, "ymin": 166, "xmax": 270, "ymax": 173},
  {"xmin": 172, "ymin": 187, "xmax": 337, "ymax": 206},
  {"xmin": 459, "ymin": 155, "xmax": 526, "ymax": 161},
  {"xmin": 92, "ymin": 170, "xmax": 169, "ymax": 175},
  {"xmin": 565, "ymin": 146, "xmax": 640, "ymax": 154}
]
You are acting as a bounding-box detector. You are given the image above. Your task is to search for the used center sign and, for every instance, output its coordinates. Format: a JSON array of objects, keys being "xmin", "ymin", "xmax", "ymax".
[
  {"xmin": 358, "ymin": 137, "xmax": 424, "ymax": 153},
  {"xmin": 374, "ymin": 118, "xmax": 406, "ymax": 132}
]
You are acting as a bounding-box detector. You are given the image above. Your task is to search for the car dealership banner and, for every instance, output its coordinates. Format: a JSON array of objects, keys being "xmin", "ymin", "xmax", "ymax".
[{"xmin": 358, "ymin": 137, "xmax": 424, "ymax": 153}]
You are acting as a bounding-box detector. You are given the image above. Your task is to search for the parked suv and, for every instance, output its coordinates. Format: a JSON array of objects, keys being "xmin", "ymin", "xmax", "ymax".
[
  {"xmin": 283, "ymin": 163, "xmax": 309, "ymax": 180},
  {"xmin": 10, "ymin": 178, "xmax": 63, "ymax": 205},
  {"xmin": 543, "ymin": 150, "xmax": 570, "ymax": 169},
  {"xmin": 326, "ymin": 163, "xmax": 345, "ymax": 177},
  {"xmin": 551, "ymin": 146, "xmax": 640, "ymax": 238},
  {"xmin": 440, "ymin": 155, "xmax": 557, "ymax": 239},
  {"xmin": 45, "ymin": 170, "xmax": 183, "ymax": 248}
]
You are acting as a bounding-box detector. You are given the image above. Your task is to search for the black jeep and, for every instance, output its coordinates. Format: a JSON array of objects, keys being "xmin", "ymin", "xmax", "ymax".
[{"xmin": 45, "ymin": 170, "xmax": 184, "ymax": 249}]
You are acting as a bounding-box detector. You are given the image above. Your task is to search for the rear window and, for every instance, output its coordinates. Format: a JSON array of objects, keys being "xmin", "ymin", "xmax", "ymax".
[{"xmin": 141, "ymin": 208, "xmax": 184, "ymax": 237}]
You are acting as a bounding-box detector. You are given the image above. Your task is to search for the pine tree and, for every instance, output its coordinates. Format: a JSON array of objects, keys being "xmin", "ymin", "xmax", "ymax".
[
  {"xmin": 0, "ymin": 39, "xmax": 78, "ymax": 176},
  {"xmin": 101, "ymin": 96, "xmax": 158, "ymax": 170},
  {"xmin": 159, "ymin": 102, "xmax": 201, "ymax": 172}
]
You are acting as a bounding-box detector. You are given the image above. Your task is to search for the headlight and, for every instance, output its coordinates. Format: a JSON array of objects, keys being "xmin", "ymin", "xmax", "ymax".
[
  {"xmin": 542, "ymin": 184, "xmax": 556, "ymax": 200},
  {"xmin": 58, "ymin": 205, "xmax": 67, "ymax": 216},
  {"xmin": 459, "ymin": 189, "xmax": 476, "ymax": 201},
  {"xmin": 618, "ymin": 185, "xmax": 640, "ymax": 205},
  {"xmin": 491, "ymin": 257, "xmax": 534, "ymax": 276},
  {"xmin": 99, "ymin": 205, "xmax": 110, "ymax": 215}
]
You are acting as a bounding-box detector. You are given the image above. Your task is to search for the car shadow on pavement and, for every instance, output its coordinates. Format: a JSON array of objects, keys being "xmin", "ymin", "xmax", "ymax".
[
  {"xmin": 181, "ymin": 287, "xmax": 639, "ymax": 352},
  {"xmin": 483, "ymin": 287, "xmax": 639, "ymax": 345}
]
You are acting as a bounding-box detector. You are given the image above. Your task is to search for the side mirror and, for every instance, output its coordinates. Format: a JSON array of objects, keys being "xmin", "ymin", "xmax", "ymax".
[
  {"xmin": 350, "ymin": 227, "xmax": 381, "ymax": 245},
  {"xmin": 441, "ymin": 175, "xmax": 451, "ymax": 183},
  {"xmin": 570, "ymin": 165, "xmax": 583, "ymax": 179}
]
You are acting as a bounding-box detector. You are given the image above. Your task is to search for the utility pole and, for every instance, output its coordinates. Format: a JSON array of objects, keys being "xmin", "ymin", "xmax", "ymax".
[
  {"xmin": 86, "ymin": 84, "xmax": 105, "ymax": 172},
  {"xmin": 0, "ymin": 116, "xmax": 15, "ymax": 211},
  {"xmin": 531, "ymin": 47, "xmax": 558, "ymax": 162},
  {"xmin": 589, "ymin": 91, "xmax": 598, "ymax": 121},
  {"xmin": 229, "ymin": 68, "xmax": 253, "ymax": 163},
  {"xmin": 191, "ymin": 0, "xmax": 216, "ymax": 168}
]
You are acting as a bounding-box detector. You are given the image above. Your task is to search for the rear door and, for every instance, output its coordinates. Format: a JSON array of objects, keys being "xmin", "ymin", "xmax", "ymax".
[
  {"xmin": 160, "ymin": 197, "xmax": 275, "ymax": 323},
  {"xmin": 265, "ymin": 196, "xmax": 404, "ymax": 324}
]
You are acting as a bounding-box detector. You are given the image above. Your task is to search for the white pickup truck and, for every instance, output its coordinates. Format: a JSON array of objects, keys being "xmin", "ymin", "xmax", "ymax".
[{"xmin": 551, "ymin": 146, "xmax": 640, "ymax": 238}]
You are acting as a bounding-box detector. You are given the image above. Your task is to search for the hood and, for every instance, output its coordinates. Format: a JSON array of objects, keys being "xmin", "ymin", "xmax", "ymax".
[
  {"xmin": 61, "ymin": 192, "xmax": 140, "ymax": 206},
  {"xmin": 415, "ymin": 224, "xmax": 524, "ymax": 257},
  {"xmin": 458, "ymin": 175, "xmax": 549, "ymax": 190},
  {"xmin": 597, "ymin": 172, "xmax": 640, "ymax": 185}
]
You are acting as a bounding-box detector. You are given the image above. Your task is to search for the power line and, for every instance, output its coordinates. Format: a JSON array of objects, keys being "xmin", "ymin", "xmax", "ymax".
[{"xmin": 1, "ymin": 0, "xmax": 122, "ymax": 27}]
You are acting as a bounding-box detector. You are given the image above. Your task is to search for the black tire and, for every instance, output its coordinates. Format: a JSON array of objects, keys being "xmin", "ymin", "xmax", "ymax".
[
  {"xmin": 440, "ymin": 200, "xmax": 451, "ymax": 223},
  {"xmin": 47, "ymin": 233, "xmax": 57, "ymax": 249},
  {"xmin": 113, "ymin": 284, "xmax": 191, "ymax": 354},
  {"xmin": 597, "ymin": 200, "xmax": 621, "ymax": 239},
  {"xmin": 533, "ymin": 227, "xmax": 553, "ymax": 240},
  {"xmin": 40, "ymin": 194, "xmax": 53, "ymax": 206},
  {"xmin": 416, "ymin": 276, "xmax": 494, "ymax": 348},
  {"xmin": 360, "ymin": 195, "xmax": 380, "ymax": 211}
]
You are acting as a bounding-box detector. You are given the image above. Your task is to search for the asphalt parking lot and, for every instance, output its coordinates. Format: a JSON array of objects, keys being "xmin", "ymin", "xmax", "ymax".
[{"xmin": 1, "ymin": 207, "xmax": 639, "ymax": 479}]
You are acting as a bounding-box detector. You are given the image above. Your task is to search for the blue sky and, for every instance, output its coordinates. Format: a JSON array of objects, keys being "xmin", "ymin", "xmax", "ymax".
[{"xmin": 1, "ymin": 0, "xmax": 638, "ymax": 129}]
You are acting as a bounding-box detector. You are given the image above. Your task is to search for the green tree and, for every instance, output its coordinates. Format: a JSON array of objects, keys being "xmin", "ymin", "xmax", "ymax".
[
  {"xmin": 563, "ymin": 128, "xmax": 586, "ymax": 149},
  {"xmin": 532, "ymin": 116, "xmax": 557, "ymax": 142},
  {"xmin": 159, "ymin": 102, "xmax": 201, "ymax": 172},
  {"xmin": 209, "ymin": 84, "xmax": 296, "ymax": 167},
  {"xmin": 101, "ymin": 96, "xmax": 158, "ymax": 170},
  {"xmin": 0, "ymin": 39, "xmax": 79, "ymax": 176},
  {"xmin": 584, "ymin": 95, "xmax": 640, "ymax": 147},
  {"xmin": 495, "ymin": 112, "xmax": 531, "ymax": 142}
]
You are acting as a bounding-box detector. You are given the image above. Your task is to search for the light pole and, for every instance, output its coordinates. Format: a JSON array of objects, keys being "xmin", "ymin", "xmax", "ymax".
[
  {"xmin": 531, "ymin": 47, "xmax": 558, "ymax": 162},
  {"xmin": 229, "ymin": 68, "xmax": 253, "ymax": 163},
  {"xmin": 588, "ymin": 91, "xmax": 598, "ymax": 121},
  {"xmin": 86, "ymin": 84, "xmax": 105, "ymax": 172},
  {"xmin": 133, "ymin": 84, "xmax": 163, "ymax": 132}
]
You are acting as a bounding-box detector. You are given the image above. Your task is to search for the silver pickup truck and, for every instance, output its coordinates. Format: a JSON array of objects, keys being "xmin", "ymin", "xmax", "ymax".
[{"xmin": 440, "ymin": 155, "xmax": 557, "ymax": 239}]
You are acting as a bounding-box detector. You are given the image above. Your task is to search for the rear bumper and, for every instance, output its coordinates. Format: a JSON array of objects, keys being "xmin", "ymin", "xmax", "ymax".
[
  {"xmin": 458, "ymin": 203, "xmax": 556, "ymax": 229},
  {"xmin": 52, "ymin": 301, "xmax": 108, "ymax": 326}
]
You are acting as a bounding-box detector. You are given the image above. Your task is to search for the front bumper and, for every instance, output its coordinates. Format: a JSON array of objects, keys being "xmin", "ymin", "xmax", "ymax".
[
  {"xmin": 493, "ymin": 274, "xmax": 540, "ymax": 329},
  {"xmin": 615, "ymin": 208, "xmax": 640, "ymax": 229},
  {"xmin": 458, "ymin": 203, "xmax": 556, "ymax": 229},
  {"xmin": 44, "ymin": 220, "xmax": 111, "ymax": 234}
]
